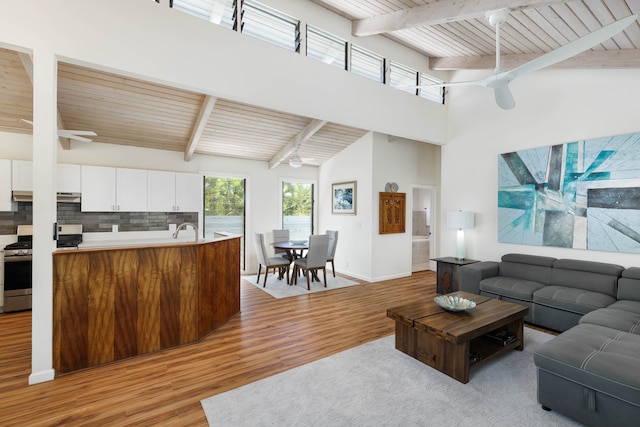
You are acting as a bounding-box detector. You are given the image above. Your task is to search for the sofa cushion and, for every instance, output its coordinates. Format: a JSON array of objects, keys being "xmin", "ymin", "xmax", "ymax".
[
  {"xmin": 608, "ymin": 300, "xmax": 640, "ymax": 316},
  {"xmin": 498, "ymin": 253, "xmax": 555, "ymax": 284},
  {"xmin": 580, "ymin": 307, "xmax": 640, "ymax": 334},
  {"xmin": 533, "ymin": 285, "xmax": 616, "ymax": 315},
  {"xmin": 619, "ymin": 268, "xmax": 640, "ymax": 302},
  {"xmin": 549, "ymin": 259, "xmax": 624, "ymax": 297},
  {"xmin": 534, "ymin": 323, "xmax": 640, "ymax": 406},
  {"xmin": 479, "ymin": 276, "xmax": 544, "ymax": 301}
]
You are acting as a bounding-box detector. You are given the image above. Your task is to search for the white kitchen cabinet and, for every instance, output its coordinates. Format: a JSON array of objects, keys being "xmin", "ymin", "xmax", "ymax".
[
  {"xmin": 0, "ymin": 159, "xmax": 16, "ymax": 211},
  {"xmin": 81, "ymin": 165, "xmax": 116, "ymax": 211},
  {"xmin": 116, "ymin": 168, "xmax": 148, "ymax": 212},
  {"xmin": 11, "ymin": 160, "xmax": 33, "ymax": 191},
  {"xmin": 148, "ymin": 171, "xmax": 202, "ymax": 212},
  {"xmin": 81, "ymin": 166, "xmax": 147, "ymax": 212},
  {"xmin": 175, "ymin": 172, "xmax": 202, "ymax": 212},
  {"xmin": 12, "ymin": 160, "xmax": 81, "ymax": 193},
  {"xmin": 57, "ymin": 163, "xmax": 81, "ymax": 193},
  {"xmin": 147, "ymin": 170, "xmax": 176, "ymax": 211}
]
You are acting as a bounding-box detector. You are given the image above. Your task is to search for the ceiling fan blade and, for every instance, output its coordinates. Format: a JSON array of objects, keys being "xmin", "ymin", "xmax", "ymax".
[
  {"xmin": 505, "ymin": 14, "xmax": 637, "ymax": 81},
  {"xmin": 494, "ymin": 85, "xmax": 515, "ymax": 110},
  {"xmin": 59, "ymin": 130, "xmax": 97, "ymax": 136},
  {"xmin": 58, "ymin": 130, "xmax": 95, "ymax": 142}
]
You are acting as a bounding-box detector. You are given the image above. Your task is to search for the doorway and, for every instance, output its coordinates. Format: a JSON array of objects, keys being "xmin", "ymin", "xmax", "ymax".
[{"xmin": 411, "ymin": 186, "xmax": 436, "ymax": 272}]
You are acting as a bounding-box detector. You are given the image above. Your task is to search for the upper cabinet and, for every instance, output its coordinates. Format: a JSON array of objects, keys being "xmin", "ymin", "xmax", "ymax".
[
  {"xmin": 175, "ymin": 172, "xmax": 202, "ymax": 212},
  {"xmin": 11, "ymin": 160, "xmax": 33, "ymax": 191},
  {"xmin": 11, "ymin": 160, "xmax": 81, "ymax": 193},
  {"xmin": 57, "ymin": 164, "xmax": 81, "ymax": 193},
  {"xmin": 81, "ymin": 166, "xmax": 148, "ymax": 212},
  {"xmin": 0, "ymin": 159, "xmax": 16, "ymax": 212},
  {"xmin": 148, "ymin": 170, "xmax": 202, "ymax": 212}
]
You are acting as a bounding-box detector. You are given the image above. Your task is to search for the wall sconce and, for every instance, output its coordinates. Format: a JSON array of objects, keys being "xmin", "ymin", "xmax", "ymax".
[{"xmin": 447, "ymin": 211, "xmax": 475, "ymax": 260}]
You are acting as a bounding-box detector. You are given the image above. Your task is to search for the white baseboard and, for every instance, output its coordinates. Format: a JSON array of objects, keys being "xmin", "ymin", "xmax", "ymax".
[{"xmin": 29, "ymin": 368, "xmax": 55, "ymax": 385}]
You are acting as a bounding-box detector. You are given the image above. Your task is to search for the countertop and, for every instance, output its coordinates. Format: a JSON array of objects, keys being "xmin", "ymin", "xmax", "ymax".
[{"xmin": 62, "ymin": 231, "xmax": 240, "ymax": 252}]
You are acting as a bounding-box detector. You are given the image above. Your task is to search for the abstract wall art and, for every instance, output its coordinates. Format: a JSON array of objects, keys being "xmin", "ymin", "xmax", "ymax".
[{"xmin": 498, "ymin": 131, "xmax": 640, "ymax": 254}]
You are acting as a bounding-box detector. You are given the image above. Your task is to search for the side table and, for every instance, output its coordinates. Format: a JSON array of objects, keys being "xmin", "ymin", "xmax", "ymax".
[{"xmin": 431, "ymin": 257, "xmax": 479, "ymax": 294}]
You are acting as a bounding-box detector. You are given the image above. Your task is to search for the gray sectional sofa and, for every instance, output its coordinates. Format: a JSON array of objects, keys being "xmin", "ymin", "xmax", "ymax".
[{"xmin": 460, "ymin": 254, "xmax": 640, "ymax": 426}]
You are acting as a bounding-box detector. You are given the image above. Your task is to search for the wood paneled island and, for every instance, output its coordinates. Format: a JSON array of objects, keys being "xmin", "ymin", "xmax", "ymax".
[{"xmin": 52, "ymin": 235, "xmax": 240, "ymax": 374}]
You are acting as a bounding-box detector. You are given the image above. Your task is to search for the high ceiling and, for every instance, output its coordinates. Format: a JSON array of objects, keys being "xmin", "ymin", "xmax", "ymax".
[
  {"xmin": 313, "ymin": 0, "xmax": 640, "ymax": 70},
  {"xmin": 1, "ymin": 0, "xmax": 638, "ymax": 166}
]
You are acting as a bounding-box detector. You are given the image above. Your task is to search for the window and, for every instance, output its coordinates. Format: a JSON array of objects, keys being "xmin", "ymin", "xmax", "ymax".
[
  {"xmin": 204, "ymin": 176, "xmax": 246, "ymax": 270},
  {"xmin": 306, "ymin": 26, "xmax": 346, "ymax": 70},
  {"xmin": 282, "ymin": 180, "xmax": 314, "ymax": 241},
  {"xmin": 419, "ymin": 73, "xmax": 445, "ymax": 104},
  {"xmin": 171, "ymin": 0, "xmax": 236, "ymax": 29},
  {"xmin": 242, "ymin": 0, "xmax": 300, "ymax": 52},
  {"xmin": 351, "ymin": 44, "xmax": 384, "ymax": 83},
  {"xmin": 390, "ymin": 61, "xmax": 418, "ymax": 94}
]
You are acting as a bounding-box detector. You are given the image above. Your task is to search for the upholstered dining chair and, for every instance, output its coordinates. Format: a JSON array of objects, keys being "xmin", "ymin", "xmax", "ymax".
[
  {"xmin": 254, "ymin": 232, "xmax": 290, "ymax": 287},
  {"xmin": 293, "ymin": 234, "xmax": 329, "ymax": 290},
  {"xmin": 326, "ymin": 230, "xmax": 338, "ymax": 277},
  {"xmin": 272, "ymin": 229, "xmax": 294, "ymax": 261}
]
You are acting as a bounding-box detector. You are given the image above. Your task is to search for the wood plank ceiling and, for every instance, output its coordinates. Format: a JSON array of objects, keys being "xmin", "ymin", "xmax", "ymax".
[
  {"xmin": 1, "ymin": 1, "xmax": 638, "ymax": 166},
  {"xmin": 313, "ymin": 0, "xmax": 640, "ymax": 70},
  {"xmin": 0, "ymin": 50, "xmax": 368, "ymax": 168}
]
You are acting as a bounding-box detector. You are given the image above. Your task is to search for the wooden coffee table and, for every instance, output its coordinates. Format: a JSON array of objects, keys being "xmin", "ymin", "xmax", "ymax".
[{"xmin": 387, "ymin": 291, "xmax": 529, "ymax": 384}]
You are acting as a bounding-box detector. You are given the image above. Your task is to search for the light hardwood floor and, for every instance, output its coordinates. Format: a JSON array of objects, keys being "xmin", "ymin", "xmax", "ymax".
[{"xmin": 0, "ymin": 271, "xmax": 437, "ymax": 426}]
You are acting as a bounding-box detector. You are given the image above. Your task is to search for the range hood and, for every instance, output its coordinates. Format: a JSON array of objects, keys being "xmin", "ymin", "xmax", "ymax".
[{"xmin": 12, "ymin": 191, "xmax": 82, "ymax": 203}]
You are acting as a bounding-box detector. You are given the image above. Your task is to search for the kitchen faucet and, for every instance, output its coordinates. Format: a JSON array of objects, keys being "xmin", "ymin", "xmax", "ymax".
[{"xmin": 172, "ymin": 222, "xmax": 198, "ymax": 242}]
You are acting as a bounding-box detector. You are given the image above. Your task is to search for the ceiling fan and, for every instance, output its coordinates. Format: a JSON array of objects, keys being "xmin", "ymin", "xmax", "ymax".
[
  {"xmin": 288, "ymin": 150, "xmax": 317, "ymax": 168},
  {"xmin": 21, "ymin": 119, "xmax": 97, "ymax": 142},
  {"xmin": 288, "ymin": 153, "xmax": 318, "ymax": 168},
  {"xmin": 416, "ymin": 10, "xmax": 637, "ymax": 110}
]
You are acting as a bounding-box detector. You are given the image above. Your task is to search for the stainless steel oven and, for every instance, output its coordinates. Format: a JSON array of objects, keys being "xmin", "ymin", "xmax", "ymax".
[
  {"xmin": 2, "ymin": 224, "xmax": 83, "ymax": 312},
  {"xmin": 3, "ymin": 225, "xmax": 33, "ymax": 313}
]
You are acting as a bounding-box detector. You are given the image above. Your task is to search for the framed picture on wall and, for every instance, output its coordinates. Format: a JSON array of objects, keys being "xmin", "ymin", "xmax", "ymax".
[{"xmin": 332, "ymin": 181, "xmax": 357, "ymax": 215}]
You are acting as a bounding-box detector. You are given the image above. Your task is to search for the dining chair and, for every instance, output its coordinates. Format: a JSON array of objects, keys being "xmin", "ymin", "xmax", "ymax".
[
  {"xmin": 293, "ymin": 234, "xmax": 329, "ymax": 290},
  {"xmin": 326, "ymin": 230, "xmax": 338, "ymax": 277},
  {"xmin": 254, "ymin": 232, "xmax": 290, "ymax": 287},
  {"xmin": 272, "ymin": 229, "xmax": 294, "ymax": 261}
]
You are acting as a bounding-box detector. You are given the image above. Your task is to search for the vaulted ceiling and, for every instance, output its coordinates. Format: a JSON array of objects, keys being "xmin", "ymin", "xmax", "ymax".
[
  {"xmin": 1, "ymin": 1, "xmax": 638, "ymax": 166},
  {"xmin": 313, "ymin": 0, "xmax": 640, "ymax": 70}
]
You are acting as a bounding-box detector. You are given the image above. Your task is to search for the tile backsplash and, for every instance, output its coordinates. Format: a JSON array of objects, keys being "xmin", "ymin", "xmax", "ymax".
[{"xmin": 0, "ymin": 202, "xmax": 197, "ymax": 235}]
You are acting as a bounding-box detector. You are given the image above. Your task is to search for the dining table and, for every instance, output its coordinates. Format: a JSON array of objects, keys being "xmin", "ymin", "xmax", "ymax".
[
  {"xmin": 271, "ymin": 240, "xmax": 319, "ymax": 284},
  {"xmin": 272, "ymin": 240, "xmax": 308, "ymax": 259}
]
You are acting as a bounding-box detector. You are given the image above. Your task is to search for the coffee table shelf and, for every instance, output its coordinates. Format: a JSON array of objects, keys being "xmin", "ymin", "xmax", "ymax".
[{"xmin": 387, "ymin": 291, "xmax": 529, "ymax": 384}]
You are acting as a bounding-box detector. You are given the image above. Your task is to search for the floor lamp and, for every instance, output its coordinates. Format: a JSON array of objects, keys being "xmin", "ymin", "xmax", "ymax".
[{"xmin": 447, "ymin": 211, "xmax": 475, "ymax": 260}]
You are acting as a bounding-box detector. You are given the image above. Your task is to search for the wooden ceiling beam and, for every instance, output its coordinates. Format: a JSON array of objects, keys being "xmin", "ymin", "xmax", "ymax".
[
  {"xmin": 18, "ymin": 52, "xmax": 71, "ymax": 150},
  {"xmin": 430, "ymin": 49, "xmax": 640, "ymax": 70},
  {"xmin": 184, "ymin": 95, "xmax": 217, "ymax": 161},
  {"xmin": 352, "ymin": 0, "xmax": 574, "ymax": 36},
  {"xmin": 269, "ymin": 119, "xmax": 326, "ymax": 169}
]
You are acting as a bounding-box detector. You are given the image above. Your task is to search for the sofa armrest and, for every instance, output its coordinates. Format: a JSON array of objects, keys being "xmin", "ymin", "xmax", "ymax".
[{"xmin": 460, "ymin": 261, "xmax": 499, "ymax": 294}]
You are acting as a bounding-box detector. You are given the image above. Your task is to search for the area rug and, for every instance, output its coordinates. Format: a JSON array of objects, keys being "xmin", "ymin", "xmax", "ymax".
[
  {"xmin": 244, "ymin": 273, "xmax": 359, "ymax": 298},
  {"xmin": 201, "ymin": 328, "xmax": 581, "ymax": 426}
]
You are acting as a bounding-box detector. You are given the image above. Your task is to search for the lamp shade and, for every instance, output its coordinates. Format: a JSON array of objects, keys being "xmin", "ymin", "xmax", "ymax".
[{"xmin": 447, "ymin": 211, "xmax": 475, "ymax": 229}]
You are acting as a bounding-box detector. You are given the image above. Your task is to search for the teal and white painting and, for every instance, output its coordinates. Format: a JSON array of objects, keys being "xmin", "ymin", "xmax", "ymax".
[{"xmin": 498, "ymin": 131, "xmax": 640, "ymax": 253}]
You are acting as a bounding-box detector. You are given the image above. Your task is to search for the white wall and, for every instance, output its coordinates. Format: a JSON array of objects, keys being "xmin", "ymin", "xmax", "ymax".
[
  {"xmin": 443, "ymin": 68, "xmax": 640, "ymax": 267},
  {"xmin": 372, "ymin": 134, "xmax": 440, "ymax": 280},
  {"xmin": 319, "ymin": 132, "xmax": 441, "ymax": 282},
  {"xmin": 318, "ymin": 132, "xmax": 373, "ymax": 280}
]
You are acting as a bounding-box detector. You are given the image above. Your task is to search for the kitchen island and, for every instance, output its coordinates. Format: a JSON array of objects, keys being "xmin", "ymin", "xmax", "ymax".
[{"xmin": 52, "ymin": 234, "xmax": 240, "ymax": 374}]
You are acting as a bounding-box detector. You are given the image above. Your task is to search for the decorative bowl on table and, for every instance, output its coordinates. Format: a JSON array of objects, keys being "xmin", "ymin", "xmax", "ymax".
[
  {"xmin": 433, "ymin": 295, "xmax": 476, "ymax": 312},
  {"xmin": 290, "ymin": 240, "xmax": 307, "ymax": 245}
]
